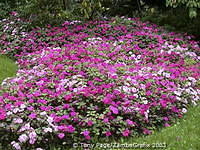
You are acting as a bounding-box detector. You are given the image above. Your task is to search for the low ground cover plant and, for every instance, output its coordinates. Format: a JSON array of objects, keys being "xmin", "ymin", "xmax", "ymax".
[{"xmin": 0, "ymin": 16, "xmax": 199, "ymax": 150}]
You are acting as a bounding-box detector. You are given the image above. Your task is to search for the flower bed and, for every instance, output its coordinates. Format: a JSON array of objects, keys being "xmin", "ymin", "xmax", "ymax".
[{"xmin": 0, "ymin": 16, "xmax": 200, "ymax": 150}]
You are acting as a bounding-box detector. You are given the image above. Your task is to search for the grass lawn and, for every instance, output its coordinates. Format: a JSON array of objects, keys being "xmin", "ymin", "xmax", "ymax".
[
  {"xmin": 0, "ymin": 55, "xmax": 18, "ymax": 83},
  {"xmin": 0, "ymin": 55, "xmax": 199, "ymax": 150}
]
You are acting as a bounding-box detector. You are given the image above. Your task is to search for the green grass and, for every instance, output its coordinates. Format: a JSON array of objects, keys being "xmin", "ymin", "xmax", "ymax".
[
  {"xmin": 0, "ymin": 55, "xmax": 17, "ymax": 83},
  {"xmin": 124, "ymin": 104, "xmax": 200, "ymax": 150}
]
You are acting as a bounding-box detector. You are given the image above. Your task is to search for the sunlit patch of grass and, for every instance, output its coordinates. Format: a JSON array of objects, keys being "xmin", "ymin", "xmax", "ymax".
[{"xmin": 0, "ymin": 55, "xmax": 17, "ymax": 83}]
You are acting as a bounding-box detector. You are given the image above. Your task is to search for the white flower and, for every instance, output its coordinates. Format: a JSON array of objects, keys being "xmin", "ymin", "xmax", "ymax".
[
  {"xmin": 182, "ymin": 108, "xmax": 187, "ymax": 113},
  {"xmin": 185, "ymin": 88, "xmax": 191, "ymax": 93},
  {"xmin": 174, "ymin": 90, "xmax": 182, "ymax": 96},
  {"xmin": 20, "ymin": 104, "xmax": 26, "ymax": 109},
  {"xmin": 163, "ymin": 72, "xmax": 171, "ymax": 78},
  {"xmin": 176, "ymin": 96, "xmax": 181, "ymax": 101},
  {"xmin": 13, "ymin": 108, "xmax": 20, "ymax": 113},
  {"xmin": 158, "ymin": 69, "xmax": 164, "ymax": 75},
  {"xmin": 140, "ymin": 84, "xmax": 146, "ymax": 90},
  {"xmin": 143, "ymin": 100, "xmax": 148, "ymax": 104},
  {"xmin": 136, "ymin": 55, "xmax": 141, "ymax": 59},
  {"xmin": 7, "ymin": 111, "xmax": 13, "ymax": 116},
  {"xmin": 47, "ymin": 116, "xmax": 53, "ymax": 124},
  {"xmin": 44, "ymin": 127, "xmax": 53, "ymax": 133},
  {"xmin": 133, "ymin": 94, "xmax": 139, "ymax": 98},
  {"xmin": 131, "ymin": 87, "xmax": 137, "ymax": 93},
  {"xmin": 185, "ymin": 82, "xmax": 191, "ymax": 87},
  {"xmin": 13, "ymin": 118, "xmax": 23, "ymax": 124},
  {"xmin": 122, "ymin": 86, "xmax": 131, "ymax": 93},
  {"xmin": 40, "ymin": 112, "xmax": 47, "ymax": 116},
  {"xmin": 36, "ymin": 148, "xmax": 44, "ymax": 150}
]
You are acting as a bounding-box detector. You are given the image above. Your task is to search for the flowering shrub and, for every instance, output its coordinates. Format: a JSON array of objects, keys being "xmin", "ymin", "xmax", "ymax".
[
  {"xmin": 0, "ymin": 12, "xmax": 30, "ymax": 58},
  {"xmin": 0, "ymin": 16, "xmax": 200, "ymax": 150}
]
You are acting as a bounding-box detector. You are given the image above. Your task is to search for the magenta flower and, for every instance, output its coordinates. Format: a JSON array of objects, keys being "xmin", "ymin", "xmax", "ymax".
[
  {"xmin": 0, "ymin": 109, "xmax": 6, "ymax": 120},
  {"xmin": 109, "ymin": 105, "xmax": 119, "ymax": 114},
  {"xmin": 66, "ymin": 125, "xmax": 75, "ymax": 133},
  {"xmin": 58, "ymin": 133, "xmax": 65, "ymax": 139},
  {"xmin": 82, "ymin": 130, "xmax": 90, "ymax": 136},
  {"xmin": 87, "ymin": 120, "xmax": 93, "ymax": 126},
  {"xmin": 105, "ymin": 131, "xmax": 112, "ymax": 137},
  {"xmin": 122, "ymin": 129, "xmax": 130, "ymax": 136},
  {"xmin": 28, "ymin": 113, "xmax": 37, "ymax": 119}
]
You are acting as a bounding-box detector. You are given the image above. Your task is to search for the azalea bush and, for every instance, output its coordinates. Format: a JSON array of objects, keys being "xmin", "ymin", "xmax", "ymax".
[{"xmin": 0, "ymin": 16, "xmax": 200, "ymax": 150}]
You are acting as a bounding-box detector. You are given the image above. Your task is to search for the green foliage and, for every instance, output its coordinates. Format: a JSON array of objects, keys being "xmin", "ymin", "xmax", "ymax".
[
  {"xmin": 80, "ymin": 0, "xmax": 106, "ymax": 19},
  {"xmin": 141, "ymin": 7, "xmax": 200, "ymax": 41},
  {"xmin": 166, "ymin": 0, "xmax": 200, "ymax": 18},
  {"xmin": 0, "ymin": 2, "xmax": 11, "ymax": 19}
]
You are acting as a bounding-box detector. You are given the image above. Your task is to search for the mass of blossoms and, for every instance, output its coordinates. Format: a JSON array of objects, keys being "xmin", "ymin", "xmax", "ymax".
[{"xmin": 0, "ymin": 14, "xmax": 200, "ymax": 150}]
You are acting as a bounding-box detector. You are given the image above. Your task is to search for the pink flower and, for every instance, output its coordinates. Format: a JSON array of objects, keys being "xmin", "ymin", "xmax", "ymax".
[
  {"xmin": 82, "ymin": 130, "xmax": 90, "ymax": 136},
  {"xmin": 102, "ymin": 97, "xmax": 112, "ymax": 104},
  {"xmin": 29, "ymin": 131, "xmax": 37, "ymax": 142},
  {"xmin": 109, "ymin": 105, "xmax": 119, "ymax": 114},
  {"xmin": 29, "ymin": 138, "xmax": 36, "ymax": 144},
  {"xmin": 103, "ymin": 118, "xmax": 109, "ymax": 123},
  {"xmin": 122, "ymin": 129, "xmax": 130, "ymax": 136},
  {"xmin": 70, "ymin": 112, "xmax": 76, "ymax": 117},
  {"xmin": 62, "ymin": 115, "xmax": 69, "ymax": 120},
  {"xmin": 10, "ymin": 11, "xmax": 18, "ymax": 16},
  {"xmin": 163, "ymin": 117, "xmax": 169, "ymax": 121},
  {"xmin": 102, "ymin": 94, "xmax": 113, "ymax": 104},
  {"xmin": 58, "ymin": 133, "xmax": 65, "ymax": 139},
  {"xmin": 143, "ymin": 128, "xmax": 151, "ymax": 135},
  {"xmin": 28, "ymin": 113, "xmax": 37, "ymax": 119},
  {"xmin": 85, "ymin": 135, "xmax": 91, "ymax": 140},
  {"xmin": 87, "ymin": 120, "xmax": 93, "ymax": 126},
  {"xmin": 164, "ymin": 123, "xmax": 170, "ymax": 127},
  {"xmin": 105, "ymin": 131, "xmax": 112, "ymax": 137},
  {"xmin": 66, "ymin": 125, "xmax": 75, "ymax": 133},
  {"xmin": 64, "ymin": 95, "xmax": 72, "ymax": 101},
  {"xmin": 0, "ymin": 109, "xmax": 6, "ymax": 120},
  {"xmin": 126, "ymin": 119, "xmax": 134, "ymax": 126}
]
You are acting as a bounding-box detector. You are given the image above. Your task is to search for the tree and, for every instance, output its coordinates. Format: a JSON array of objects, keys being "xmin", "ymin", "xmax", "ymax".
[{"xmin": 166, "ymin": 0, "xmax": 200, "ymax": 18}]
